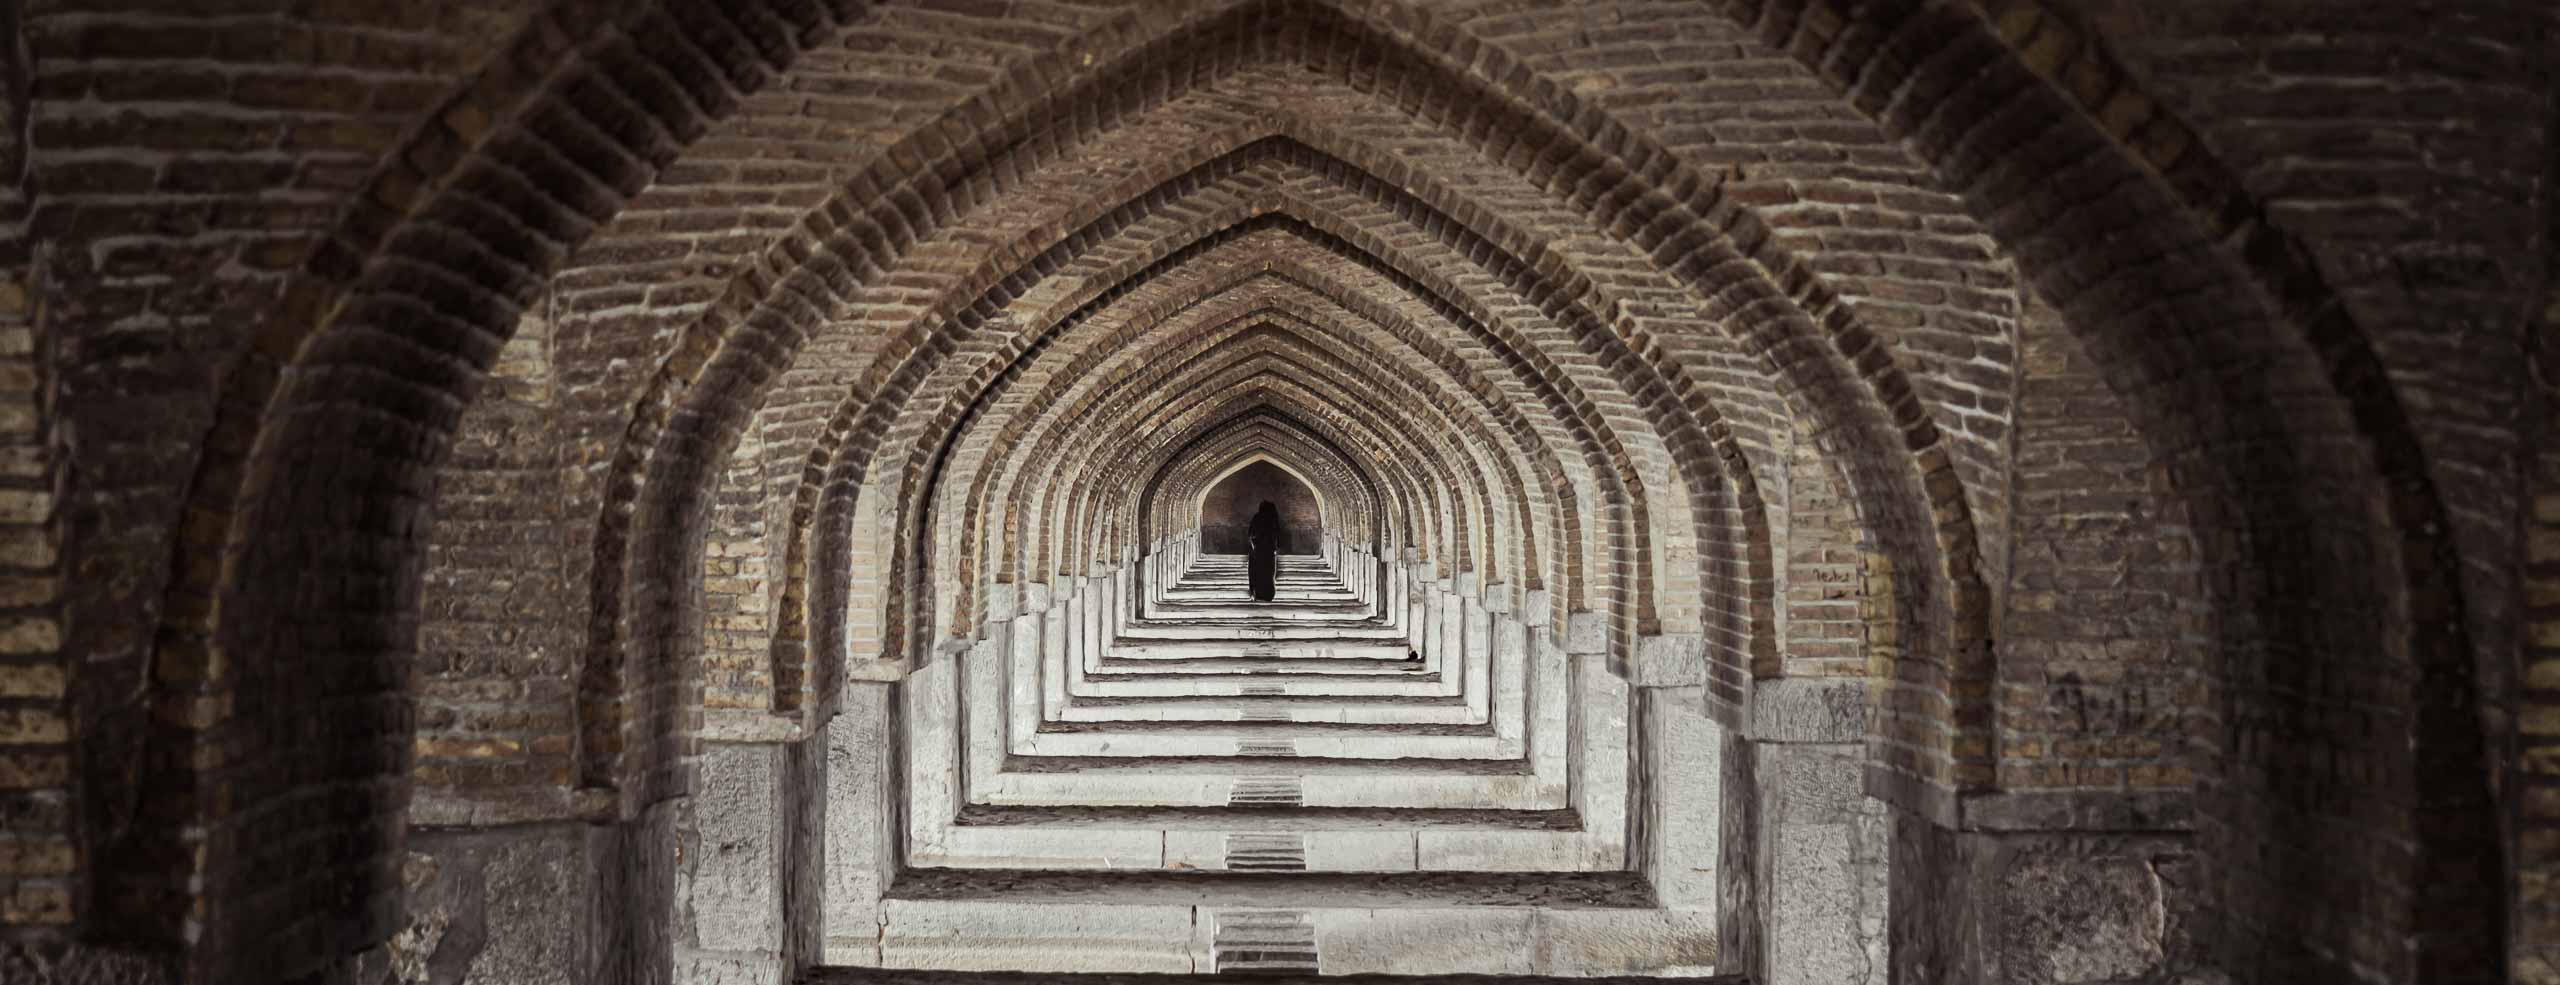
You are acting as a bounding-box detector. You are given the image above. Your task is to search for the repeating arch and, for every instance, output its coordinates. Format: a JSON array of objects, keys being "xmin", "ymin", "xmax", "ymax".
[{"xmin": 92, "ymin": 0, "xmax": 2493, "ymax": 977}]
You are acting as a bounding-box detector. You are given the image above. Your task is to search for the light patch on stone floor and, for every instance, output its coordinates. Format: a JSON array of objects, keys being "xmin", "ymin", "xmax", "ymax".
[
  {"xmin": 1223, "ymin": 833, "xmax": 1308, "ymax": 871},
  {"xmin": 1235, "ymin": 738, "xmax": 1297, "ymax": 757},
  {"xmin": 1228, "ymin": 776, "xmax": 1304, "ymax": 807},
  {"xmin": 1212, "ymin": 910, "xmax": 1319, "ymax": 973}
]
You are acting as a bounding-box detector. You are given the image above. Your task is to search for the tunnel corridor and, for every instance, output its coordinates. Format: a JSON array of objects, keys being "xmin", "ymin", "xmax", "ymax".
[{"xmin": 0, "ymin": 2, "xmax": 2550, "ymax": 984}]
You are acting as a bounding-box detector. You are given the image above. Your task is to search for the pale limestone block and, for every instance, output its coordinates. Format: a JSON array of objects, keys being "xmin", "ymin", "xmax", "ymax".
[
  {"xmin": 906, "ymin": 826, "xmax": 1167, "ymax": 870},
  {"xmin": 880, "ymin": 901, "xmax": 1195, "ymax": 973},
  {"xmin": 687, "ymin": 743, "xmax": 781, "ymax": 952},
  {"xmin": 1494, "ymin": 617, "xmax": 1528, "ymax": 746},
  {"xmin": 1745, "ymin": 677, "xmax": 1870, "ymax": 744},
  {"xmin": 903, "ymin": 658, "xmax": 962, "ymax": 841},
  {"xmin": 1565, "ymin": 611, "xmax": 1608, "ymax": 654},
  {"xmin": 1618, "ymin": 633, "xmax": 1708, "ymax": 687},
  {"xmin": 1161, "ymin": 830, "xmax": 1224, "ymax": 871},
  {"xmin": 1758, "ymin": 741, "xmax": 1883, "ymax": 985},
  {"xmin": 1302, "ymin": 831, "xmax": 1420, "ymax": 872},
  {"xmin": 1006, "ymin": 614, "xmax": 1042, "ymax": 755},
  {"xmin": 1767, "ymin": 818, "xmax": 1866, "ymax": 985},
  {"xmin": 1533, "ymin": 908, "xmax": 1719, "ymax": 977},
  {"xmin": 676, "ymin": 951, "xmax": 784, "ymax": 985},
  {"xmin": 961, "ymin": 637, "xmax": 1006, "ymax": 799},
  {"xmin": 1462, "ymin": 601, "xmax": 1492, "ymax": 719},
  {"xmin": 1415, "ymin": 829, "xmax": 1620, "ymax": 871},
  {"xmin": 1299, "ymin": 774, "xmax": 1562, "ymax": 812},
  {"xmin": 1528, "ymin": 637, "xmax": 1571, "ymax": 780},
  {"xmin": 1644, "ymin": 688, "xmax": 1724, "ymax": 909},
  {"xmin": 824, "ymin": 687, "xmax": 893, "ymax": 951},
  {"xmin": 970, "ymin": 772, "xmax": 1230, "ymax": 808},
  {"xmin": 1308, "ymin": 909, "xmax": 1536, "ymax": 975},
  {"xmin": 1572, "ymin": 653, "xmax": 1633, "ymax": 847}
]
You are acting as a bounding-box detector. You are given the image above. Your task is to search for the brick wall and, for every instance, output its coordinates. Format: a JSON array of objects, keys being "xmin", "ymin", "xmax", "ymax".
[
  {"xmin": 3, "ymin": 1, "xmax": 2534, "ymax": 981},
  {"xmin": 2015, "ymin": 2, "xmax": 2540, "ymax": 975},
  {"xmin": 413, "ymin": 305, "xmax": 577, "ymax": 824},
  {"xmin": 11, "ymin": 0, "xmax": 544, "ymax": 971},
  {"xmin": 0, "ymin": 6, "xmax": 73, "ymax": 940},
  {"xmin": 1995, "ymin": 295, "xmax": 2199, "ymax": 800},
  {"xmin": 701, "ymin": 423, "xmax": 775, "ymax": 711},
  {"xmin": 1779, "ymin": 434, "xmax": 1867, "ymax": 679},
  {"xmin": 2060, "ymin": 0, "xmax": 2547, "ymax": 753},
  {"xmin": 2520, "ymin": 126, "xmax": 2559, "ymax": 983}
]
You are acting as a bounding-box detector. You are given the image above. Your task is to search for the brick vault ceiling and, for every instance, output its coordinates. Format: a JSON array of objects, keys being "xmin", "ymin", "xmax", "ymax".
[{"xmin": 19, "ymin": 0, "xmax": 2536, "ymax": 981}]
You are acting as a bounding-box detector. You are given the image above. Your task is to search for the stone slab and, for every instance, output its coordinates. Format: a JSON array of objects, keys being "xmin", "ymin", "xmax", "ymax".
[
  {"xmin": 1743, "ymin": 677, "xmax": 1869, "ymax": 744},
  {"xmin": 879, "ymin": 900, "xmax": 1196, "ymax": 973}
]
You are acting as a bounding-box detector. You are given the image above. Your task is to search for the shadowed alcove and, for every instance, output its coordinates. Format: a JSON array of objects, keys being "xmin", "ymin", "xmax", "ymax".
[{"xmin": 1201, "ymin": 460, "xmax": 1323, "ymax": 555}]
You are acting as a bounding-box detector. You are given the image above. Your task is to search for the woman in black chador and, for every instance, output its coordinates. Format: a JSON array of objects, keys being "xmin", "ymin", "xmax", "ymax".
[{"xmin": 1246, "ymin": 501, "xmax": 1284, "ymax": 601}]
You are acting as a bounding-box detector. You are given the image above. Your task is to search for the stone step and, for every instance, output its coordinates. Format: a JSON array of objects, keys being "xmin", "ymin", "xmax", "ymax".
[
  {"xmin": 1168, "ymin": 573, "xmax": 1344, "ymax": 583},
  {"xmin": 999, "ymin": 752, "xmax": 1516, "ymax": 774},
  {"xmin": 1115, "ymin": 623, "xmax": 1407, "ymax": 640},
  {"xmin": 1046, "ymin": 699, "xmax": 1484, "ymax": 727},
  {"xmin": 1161, "ymin": 581, "xmax": 1349, "ymax": 590},
  {"xmin": 954, "ymin": 770, "xmax": 1569, "ymax": 811},
  {"xmin": 950, "ymin": 804, "xmax": 1581, "ymax": 831},
  {"xmin": 1169, "ymin": 569, "xmax": 1341, "ymax": 579},
  {"xmin": 1005, "ymin": 729, "xmax": 1522, "ymax": 761},
  {"xmin": 826, "ymin": 891, "xmax": 1717, "ymax": 977},
  {"xmin": 1140, "ymin": 611, "xmax": 1373, "ymax": 622},
  {"xmin": 1063, "ymin": 676, "xmax": 1457, "ymax": 699},
  {"xmin": 1063, "ymin": 687, "xmax": 1465, "ymax": 702},
  {"xmin": 805, "ymin": 967, "xmax": 1739, "ymax": 985},
  {"xmin": 1084, "ymin": 661, "xmax": 1427, "ymax": 678},
  {"xmin": 1100, "ymin": 641, "xmax": 1410, "ymax": 661},
  {"xmin": 1166, "ymin": 584, "xmax": 1347, "ymax": 592},
  {"xmin": 913, "ymin": 805, "xmax": 1620, "ymax": 869},
  {"xmin": 1165, "ymin": 584, "xmax": 1344, "ymax": 592},
  {"xmin": 1213, "ymin": 908, "xmax": 1318, "ymax": 973},
  {"xmin": 881, "ymin": 869, "xmax": 1654, "ymax": 907},
  {"xmin": 1144, "ymin": 603, "xmax": 1370, "ymax": 618}
]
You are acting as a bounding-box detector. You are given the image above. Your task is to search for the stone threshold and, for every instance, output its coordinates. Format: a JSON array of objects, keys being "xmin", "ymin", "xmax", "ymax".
[
  {"xmin": 1116, "ymin": 625, "xmax": 1407, "ymax": 640},
  {"xmin": 1082, "ymin": 663, "xmax": 1428, "ymax": 676},
  {"xmin": 951, "ymin": 804, "xmax": 1581, "ymax": 831},
  {"xmin": 1037, "ymin": 719, "xmax": 1494, "ymax": 736},
  {"xmin": 1065, "ymin": 693, "xmax": 1470, "ymax": 706},
  {"xmin": 999, "ymin": 753, "xmax": 1526, "ymax": 775},
  {"xmin": 881, "ymin": 869, "xmax": 1656, "ymax": 908},
  {"xmin": 806, "ymin": 969, "xmax": 1741, "ymax": 984}
]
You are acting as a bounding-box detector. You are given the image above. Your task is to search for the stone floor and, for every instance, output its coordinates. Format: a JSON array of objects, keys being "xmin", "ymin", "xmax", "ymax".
[
  {"xmin": 820, "ymin": 538, "xmax": 1719, "ymax": 978},
  {"xmin": 804, "ymin": 970, "xmax": 1745, "ymax": 985}
]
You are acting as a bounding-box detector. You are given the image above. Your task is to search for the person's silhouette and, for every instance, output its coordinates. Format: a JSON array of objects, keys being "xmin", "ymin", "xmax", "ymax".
[{"xmin": 1246, "ymin": 501, "xmax": 1283, "ymax": 602}]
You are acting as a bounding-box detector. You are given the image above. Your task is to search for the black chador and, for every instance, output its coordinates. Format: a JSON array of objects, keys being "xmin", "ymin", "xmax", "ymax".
[{"xmin": 1246, "ymin": 501, "xmax": 1283, "ymax": 601}]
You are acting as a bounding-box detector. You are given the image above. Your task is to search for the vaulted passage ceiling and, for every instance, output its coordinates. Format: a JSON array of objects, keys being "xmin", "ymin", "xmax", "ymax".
[{"xmin": 2, "ymin": 2, "xmax": 2548, "ymax": 984}]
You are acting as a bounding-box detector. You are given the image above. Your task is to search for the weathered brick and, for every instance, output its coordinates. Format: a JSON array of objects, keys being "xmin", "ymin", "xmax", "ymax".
[{"xmin": 9, "ymin": 2, "xmax": 2537, "ymax": 984}]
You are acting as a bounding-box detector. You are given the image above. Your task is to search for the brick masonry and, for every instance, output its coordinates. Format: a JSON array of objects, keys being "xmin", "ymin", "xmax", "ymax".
[{"xmin": 0, "ymin": 1, "xmax": 2542, "ymax": 983}]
